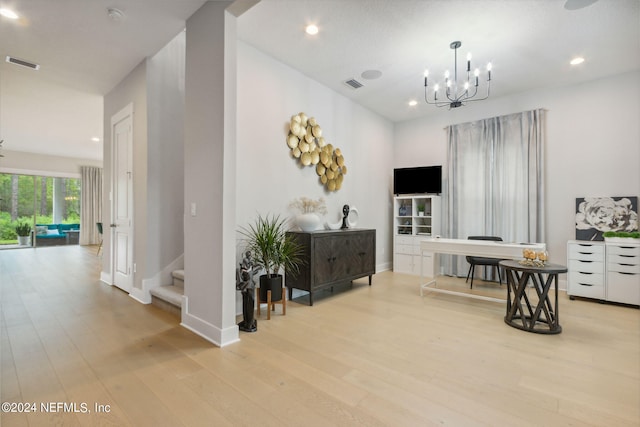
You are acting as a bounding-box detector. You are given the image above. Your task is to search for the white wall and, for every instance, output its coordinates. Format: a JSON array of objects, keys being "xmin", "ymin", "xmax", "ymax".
[
  {"xmin": 103, "ymin": 30, "xmax": 188, "ymax": 299},
  {"xmin": 394, "ymin": 70, "xmax": 640, "ymax": 274},
  {"xmin": 103, "ymin": 60, "xmax": 148, "ymax": 288},
  {"xmin": 183, "ymin": 1, "xmax": 238, "ymax": 346},
  {"xmin": 236, "ymin": 41, "xmax": 395, "ymax": 270},
  {"xmin": 146, "ymin": 30, "xmax": 186, "ymax": 279}
]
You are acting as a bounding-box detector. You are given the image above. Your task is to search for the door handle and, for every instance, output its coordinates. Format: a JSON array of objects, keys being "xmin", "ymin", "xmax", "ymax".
[{"xmin": 110, "ymin": 224, "xmax": 116, "ymax": 228}]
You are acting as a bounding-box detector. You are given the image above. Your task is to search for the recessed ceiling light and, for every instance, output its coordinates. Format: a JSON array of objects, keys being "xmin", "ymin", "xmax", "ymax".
[
  {"xmin": 408, "ymin": 100, "xmax": 418, "ymax": 107},
  {"xmin": 91, "ymin": 137, "xmax": 101, "ymax": 142},
  {"xmin": 361, "ymin": 70, "xmax": 382, "ymax": 80},
  {"xmin": 570, "ymin": 57, "xmax": 585, "ymax": 65},
  {"xmin": 0, "ymin": 8, "xmax": 19, "ymax": 19},
  {"xmin": 305, "ymin": 24, "xmax": 319, "ymax": 35}
]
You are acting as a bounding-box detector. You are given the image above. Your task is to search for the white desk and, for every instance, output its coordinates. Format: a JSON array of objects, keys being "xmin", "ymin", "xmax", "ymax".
[{"xmin": 419, "ymin": 238, "xmax": 546, "ymax": 302}]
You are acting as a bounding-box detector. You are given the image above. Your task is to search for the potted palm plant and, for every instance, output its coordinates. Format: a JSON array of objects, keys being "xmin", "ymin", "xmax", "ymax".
[
  {"xmin": 15, "ymin": 222, "xmax": 31, "ymax": 246},
  {"xmin": 239, "ymin": 214, "xmax": 305, "ymax": 303}
]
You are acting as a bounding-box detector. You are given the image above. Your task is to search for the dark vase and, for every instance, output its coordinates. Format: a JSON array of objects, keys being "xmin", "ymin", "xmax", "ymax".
[{"xmin": 259, "ymin": 274, "xmax": 283, "ymax": 302}]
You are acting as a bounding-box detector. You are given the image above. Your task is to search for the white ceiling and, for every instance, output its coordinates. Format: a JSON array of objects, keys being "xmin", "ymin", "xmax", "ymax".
[
  {"xmin": 1, "ymin": 0, "xmax": 638, "ymax": 161},
  {"xmin": 0, "ymin": 0, "xmax": 208, "ymax": 161}
]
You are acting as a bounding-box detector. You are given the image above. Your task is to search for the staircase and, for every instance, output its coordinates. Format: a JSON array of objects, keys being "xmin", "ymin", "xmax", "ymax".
[{"xmin": 150, "ymin": 270, "xmax": 184, "ymax": 316}]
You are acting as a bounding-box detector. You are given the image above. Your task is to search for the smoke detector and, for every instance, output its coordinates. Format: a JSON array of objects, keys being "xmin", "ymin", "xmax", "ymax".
[{"xmin": 107, "ymin": 7, "xmax": 125, "ymax": 22}]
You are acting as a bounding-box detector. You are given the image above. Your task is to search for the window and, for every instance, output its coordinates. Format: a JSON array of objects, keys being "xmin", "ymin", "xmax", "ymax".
[{"xmin": 0, "ymin": 173, "xmax": 81, "ymax": 247}]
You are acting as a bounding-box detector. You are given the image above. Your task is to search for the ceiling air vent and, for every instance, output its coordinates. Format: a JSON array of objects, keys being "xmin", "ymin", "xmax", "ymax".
[
  {"xmin": 6, "ymin": 56, "xmax": 40, "ymax": 70},
  {"xmin": 344, "ymin": 78, "xmax": 363, "ymax": 89}
]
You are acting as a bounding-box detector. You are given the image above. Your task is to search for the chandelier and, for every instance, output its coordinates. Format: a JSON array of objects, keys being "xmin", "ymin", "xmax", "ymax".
[{"xmin": 424, "ymin": 41, "xmax": 492, "ymax": 109}]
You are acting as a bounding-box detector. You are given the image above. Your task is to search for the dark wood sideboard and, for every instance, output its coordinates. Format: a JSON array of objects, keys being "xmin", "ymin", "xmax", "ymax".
[{"xmin": 285, "ymin": 228, "xmax": 376, "ymax": 305}]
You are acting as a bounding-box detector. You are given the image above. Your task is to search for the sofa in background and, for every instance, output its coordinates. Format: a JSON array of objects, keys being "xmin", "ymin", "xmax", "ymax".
[{"xmin": 33, "ymin": 224, "xmax": 80, "ymax": 246}]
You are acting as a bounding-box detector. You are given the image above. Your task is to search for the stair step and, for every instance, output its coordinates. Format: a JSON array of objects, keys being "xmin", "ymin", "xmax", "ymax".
[
  {"xmin": 172, "ymin": 269, "xmax": 184, "ymax": 288},
  {"xmin": 150, "ymin": 285, "xmax": 183, "ymax": 308}
]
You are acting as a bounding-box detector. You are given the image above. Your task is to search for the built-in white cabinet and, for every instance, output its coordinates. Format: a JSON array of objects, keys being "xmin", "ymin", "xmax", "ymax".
[
  {"xmin": 567, "ymin": 240, "xmax": 640, "ymax": 306},
  {"xmin": 393, "ymin": 195, "xmax": 441, "ymax": 277}
]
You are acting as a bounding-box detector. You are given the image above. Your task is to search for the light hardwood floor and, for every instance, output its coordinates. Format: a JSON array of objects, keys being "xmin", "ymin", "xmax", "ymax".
[{"xmin": 1, "ymin": 245, "xmax": 638, "ymax": 426}]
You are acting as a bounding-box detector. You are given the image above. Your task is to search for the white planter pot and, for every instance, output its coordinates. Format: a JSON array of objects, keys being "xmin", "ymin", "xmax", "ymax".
[
  {"xmin": 297, "ymin": 213, "xmax": 321, "ymax": 232},
  {"xmin": 18, "ymin": 236, "xmax": 30, "ymax": 246}
]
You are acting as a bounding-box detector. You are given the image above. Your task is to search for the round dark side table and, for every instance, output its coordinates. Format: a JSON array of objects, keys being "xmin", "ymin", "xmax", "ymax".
[{"xmin": 499, "ymin": 260, "xmax": 567, "ymax": 334}]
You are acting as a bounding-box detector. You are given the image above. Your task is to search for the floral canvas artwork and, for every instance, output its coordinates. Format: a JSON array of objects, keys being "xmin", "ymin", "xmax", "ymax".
[{"xmin": 575, "ymin": 196, "xmax": 638, "ymax": 241}]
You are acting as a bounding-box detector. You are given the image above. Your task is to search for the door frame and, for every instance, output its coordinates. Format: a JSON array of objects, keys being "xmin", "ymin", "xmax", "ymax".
[{"xmin": 109, "ymin": 103, "xmax": 134, "ymax": 292}]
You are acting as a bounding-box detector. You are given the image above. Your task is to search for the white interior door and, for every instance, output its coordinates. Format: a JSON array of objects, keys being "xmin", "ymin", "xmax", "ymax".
[{"xmin": 111, "ymin": 104, "xmax": 134, "ymax": 293}]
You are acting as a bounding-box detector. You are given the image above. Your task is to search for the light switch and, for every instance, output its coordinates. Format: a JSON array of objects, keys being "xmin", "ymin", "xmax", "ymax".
[{"xmin": 190, "ymin": 203, "xmax": 197, "ymax": 216}]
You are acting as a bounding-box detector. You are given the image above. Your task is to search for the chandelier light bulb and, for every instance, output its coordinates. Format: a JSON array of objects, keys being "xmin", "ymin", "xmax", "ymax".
[
  {"xmin": 466, "ymin": 52, "xmax": 472, "ymax": 61},
  {"xmin": 474, "ymin": 68, "xmax": 480, "ymax": 76},
  {"xmin": 487, "ymin": 62, "xmax": 493, "ymax": 71},
  {"xmin": 424, "ymin": 69, "xmax": 429, "ymax": 77},
  {"xmin": 434, "ymin": 84, "xmax": 439, "ymax": 91}
]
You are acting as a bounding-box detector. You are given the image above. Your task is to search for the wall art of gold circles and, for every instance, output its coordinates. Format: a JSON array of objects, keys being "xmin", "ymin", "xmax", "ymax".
[{"xmin": 286, "ymin": 112, "xmax": 347, "ymax": 192}]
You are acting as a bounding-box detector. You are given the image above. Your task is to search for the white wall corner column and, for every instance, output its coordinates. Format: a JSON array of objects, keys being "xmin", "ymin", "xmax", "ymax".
[{"xmin": 183, "ymin": 1, "xmax": 255, "ymax": 347}]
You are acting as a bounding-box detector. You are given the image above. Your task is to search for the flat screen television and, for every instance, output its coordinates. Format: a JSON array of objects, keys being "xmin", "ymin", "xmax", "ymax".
[{"xmin": 393, "ymin": 165, "xmax": 442, "ymax": 195}]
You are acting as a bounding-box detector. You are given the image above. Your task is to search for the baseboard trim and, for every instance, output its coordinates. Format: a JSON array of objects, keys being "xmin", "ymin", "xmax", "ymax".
[
  {"xmin": 100, "ymin": 271, "xmax": 112, "ymax": 285},
  {"xmin": 376, "ymin": 262, "xmax": 391, "ymax": 273},
  {"xmin": 130, "ymin": 287, "xmax": 150, "ymax": 304},
  {"xmin": 180, "ymin": 296, "xmax": 240, "ymax": 347}
]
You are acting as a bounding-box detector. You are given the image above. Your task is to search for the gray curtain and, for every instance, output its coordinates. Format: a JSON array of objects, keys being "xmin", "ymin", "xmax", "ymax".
[
  {"xmin": 441, "ymin": 109, "xmax": 546, "ymax": 277},
  {"xmin": 80, "ymin": 166, "xmax": 102, "ymax": 245}
]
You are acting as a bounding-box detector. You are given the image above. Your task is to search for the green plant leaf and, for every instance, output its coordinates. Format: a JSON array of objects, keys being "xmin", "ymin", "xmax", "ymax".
[{"xmin": 238, "ymin": 214, "xmax": 305, "ymax": 277}]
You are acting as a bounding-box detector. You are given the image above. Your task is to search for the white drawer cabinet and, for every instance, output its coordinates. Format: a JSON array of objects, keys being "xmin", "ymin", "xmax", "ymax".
[
  {"xmin": 568, "ymin": 259, "xmax": 604, "ymax": 274},
  {"xmin": 567, "ymin": 240, "xmax": 640, "ymax": 306},
  {"xmin": 567, "ymin": 241, "xmax": 605, "ymax": 300},
  {"xmin": 568, "ymin": 242, "xmax": 605, "ymax": 261},
  {"xmin": 606, "ymin": 243, "xmax": 640, "ymax": 305}
]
